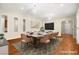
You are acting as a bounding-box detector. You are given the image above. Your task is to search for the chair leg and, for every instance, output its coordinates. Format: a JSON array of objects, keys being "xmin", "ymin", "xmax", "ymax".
[
  {"xmin": 21, "ymin": 42, "xmax": 28, "ymax": 51},
  {"xmin": 21, "ymin": 42, "xmax": 23, "ymax": 49},
  {"xmin": 21, "ymin": 42, "xmax": 25, "ymax": 51},
  {"xmin": 40, "ymin": 43, "xmax": 47, "ymax": 50}
]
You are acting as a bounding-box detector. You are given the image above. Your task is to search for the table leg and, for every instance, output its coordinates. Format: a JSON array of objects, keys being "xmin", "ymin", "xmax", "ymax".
[{"xmin": 32, "ymin": 37, "xmax": 40, "ymax": 49}]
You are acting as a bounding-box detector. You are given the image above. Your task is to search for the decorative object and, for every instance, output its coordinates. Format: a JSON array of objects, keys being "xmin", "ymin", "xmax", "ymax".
[
  {"xmin": 40, "ymin": 27, "xmax": 45, "ymax": 32},
  {"xmin": 0, "ymin": 34, "xmax": 4, "ymax": 47},
  {"xmin": 0, "ymin": 34, "xmax": 4, "ymax": 39},
  {"xmin": 0, "ymin": 34, "xmax": 8, "ymax": 54},
  {"xmin": 14, "ymin": 17, "xmax": 18, "ymax": 32},
  {"xmin": 23, "ymin": 19, "xmax": 26, "ymax": 32},
  {"xmin": 0, "ymin": 34, "xmax": 8, "ymax": 46}
]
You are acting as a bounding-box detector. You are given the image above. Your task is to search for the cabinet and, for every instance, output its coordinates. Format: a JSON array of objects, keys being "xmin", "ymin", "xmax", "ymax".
[
  {"xmin": 0, "ymin": 45, "xmax": 8, "ymax": 55},
  {"xmin": 0, "ymin": 34, "xmax": 8, "ymax": 55}
]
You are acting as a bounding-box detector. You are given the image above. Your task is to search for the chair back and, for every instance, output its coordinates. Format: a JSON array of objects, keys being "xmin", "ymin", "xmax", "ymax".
[
  {"xmin": 21, "ymin": 34, "xmax": 31, "ymax": 43},
  {"xmin": 21, "ymin": 34, "xmax": 29, "ymax": 39},
  {"xmin": 40, "ymin": 35, "xmax": 50, "ymax": 44},
  {"xmin": 53, "ymin": 32, "xmax": 59, "ymax": 37},
  {"xmin": 49, "ymin": 34, "xmax": 53, "ymax": 40}
]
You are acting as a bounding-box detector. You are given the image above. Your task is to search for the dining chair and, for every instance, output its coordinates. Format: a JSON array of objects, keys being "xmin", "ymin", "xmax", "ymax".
[
  {"xmin": 53, "ymin": 32, "xmax": 59, "ymax": 37},
  {"xmin": 40, "ymin": 35, "xmax": 50, "ymax": 50},
  {"xmin": 21, "ymin": 34, "xmax": 33, "ymax": 50},
  {"xmin": 50, "ymin": 32, "xmax": 59, "ymax": 39},
  {"xmin": 49, "ymin": 33, "xmax": 54, "ymax": 40},
  {"xmin": 47, "ymin": 32, "xmax": 59, "ymax": 45}
]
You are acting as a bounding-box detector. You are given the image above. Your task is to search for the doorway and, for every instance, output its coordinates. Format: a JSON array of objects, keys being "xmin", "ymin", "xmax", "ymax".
[{"xmin": 61, "ymin": 20, "xmax": 73, "ymax": 35}]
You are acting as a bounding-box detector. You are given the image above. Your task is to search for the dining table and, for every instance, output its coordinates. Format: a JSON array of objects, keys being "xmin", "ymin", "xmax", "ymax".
[
  {"xmin": 26, "ymin": 31, "xmax": 55, "ymax": 48},
  {"xmin": 26, "ymin": 31, "xmax": 48, "ymax": 48}
]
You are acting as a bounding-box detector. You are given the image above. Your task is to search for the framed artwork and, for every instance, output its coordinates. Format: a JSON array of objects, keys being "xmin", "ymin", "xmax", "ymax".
[
  {"xmin": 23, "ymin": 19, "xmax": 26, "ymax": 32},
  {"xmin": 14, "ymin": 17, "xmax": 18, "ymax": 32},
  {"xmin": 4, "ymin": 15, "xmax": 8, "ymax": 32},
  {"xmin": 31, "ymin": 20, "xmax": 41, "ymax": 28},
  {"xmin": 1, "ymin": 15, "xmax": 8, "ymax": 33}
]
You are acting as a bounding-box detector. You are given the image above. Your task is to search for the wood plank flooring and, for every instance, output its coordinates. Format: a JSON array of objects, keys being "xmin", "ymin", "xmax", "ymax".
[
  {"xmin": 8, "ymin": 34, "xmax": 79, "ymax": 55},
  {"xmin": 8, "ymin": 38, "xmax": 23, "ymax": 55},
  {"xmin": 53, "ymin": 34, "xmax": 78, "ymax": 55}
]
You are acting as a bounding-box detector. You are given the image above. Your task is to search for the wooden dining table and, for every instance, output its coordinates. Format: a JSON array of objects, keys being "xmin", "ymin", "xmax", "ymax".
[
  {"xmin": 26, "ymin": 32, "xmax": 47, "ymax": 48},
  {"xmin": 26, "ymin": 31, "xmax": 57, "ymax": 48}
]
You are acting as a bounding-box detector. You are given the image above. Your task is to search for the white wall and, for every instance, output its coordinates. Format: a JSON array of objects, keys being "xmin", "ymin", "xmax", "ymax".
[
  {"xmin": 0, "ymin": 12, "xmax": 28, "ymax": 40},
  {"xmin": 0, "ymin": 11, "xmax": 43, "ymax": 40},
  {"xmin": 27, "ymin": 16, "xmax": 43, "ymax": 32},
  {"xmin": 0, "ymin": 11, "xmax": 75, "ymax": 40},
  {"xmin": 0, "ymin": 16, "xmax": 4, "ymax": 33},
  {"xmin": 62, "ymin": 17, "xmax": 74, "ymax": 35},
  {"xmin": 50, "ymin": 16, "xmax": 74, "ymax": 36},
  {"xmin": 76, "ymin": 8, "xmax": 79, "ymax": 44}
]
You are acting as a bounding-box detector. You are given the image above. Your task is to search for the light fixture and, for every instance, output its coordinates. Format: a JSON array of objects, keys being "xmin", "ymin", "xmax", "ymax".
[
  {"xmin": 45, "ymin": 13, "xmax": 54, "ymax": 21},
  {"xmin": 33, "ymin": 3, "xmax": 37, "ymax": 7},
  {"xmin": 32, "ymin": 3, "xmax": 37, "ymax": 14},
  {"xmin": 20, "ymin": 7, "xmax": 24, "ymax": 10}
]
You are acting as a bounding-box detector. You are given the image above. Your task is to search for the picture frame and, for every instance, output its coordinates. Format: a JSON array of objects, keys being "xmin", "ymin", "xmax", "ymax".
[{"xmin": 31, "ymin": 20, "xmax": 41, "ymax": 28}]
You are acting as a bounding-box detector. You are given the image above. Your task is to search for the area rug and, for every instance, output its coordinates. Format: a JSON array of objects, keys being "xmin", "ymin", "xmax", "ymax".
[{"xmin": 13, "ymin": 39, "xmax": 61, "ymax": 55}]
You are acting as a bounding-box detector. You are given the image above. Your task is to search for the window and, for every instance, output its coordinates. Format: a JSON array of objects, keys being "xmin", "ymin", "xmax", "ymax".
[
  {"xmin": 14, "ymin": 17, "xmax": 18, "ymax": 32},
  {"xmin": 23, "ymin": 19, "xmax": 26, "ymax": 32},
  {"xmin": 4, "ymin": 15, "xmax": 8, "ymax": 32},
  {"xmin": 1, "ymin": 15, "xmax": 8, "ymax": 33}
]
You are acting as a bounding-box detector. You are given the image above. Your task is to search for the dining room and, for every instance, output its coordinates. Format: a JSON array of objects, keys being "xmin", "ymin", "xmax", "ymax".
[{"xmin": 0, "ymin": 3, "xmax": 79, "ymax": 55}]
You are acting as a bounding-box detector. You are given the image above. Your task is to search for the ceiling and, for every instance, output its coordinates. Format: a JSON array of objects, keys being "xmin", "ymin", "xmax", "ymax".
[{"xmin": 0, "ymin": 3, "xmax": 79, "ymax": 18}]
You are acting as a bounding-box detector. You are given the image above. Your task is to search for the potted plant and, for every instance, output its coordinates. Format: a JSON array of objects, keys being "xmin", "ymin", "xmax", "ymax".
[
  {"xmin": 0, "ymin": 34, "xmax": 4, "ymax": 44},
  {"xmin": 40, "ymin": 27, "xmax": 44, "ymax": 32}
]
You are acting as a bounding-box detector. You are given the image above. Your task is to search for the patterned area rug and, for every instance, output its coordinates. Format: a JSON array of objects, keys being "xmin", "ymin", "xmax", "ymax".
[{"xmin": 13, "ymin": 39, "xmax": 61, "ymax": 55}]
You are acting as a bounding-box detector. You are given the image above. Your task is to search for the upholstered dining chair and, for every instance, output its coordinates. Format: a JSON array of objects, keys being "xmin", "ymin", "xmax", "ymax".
[
  {"xmin": 40, "ymin": 35, "xmax": 50, "ymax": 50},
  {"xmin": 49, "ymin": 32, "xmax": 59, "ymax": 39},
  {"xmin": 48, "ymin": 32, "xmax": 59, "ymax": 44},
  {"xmin": 49, "ymin": 33, "xmax": 54, "ymax": 40},
  {"xmin": 53, "ymin": 32, "xmax": 59, "ymax": 39},
  {"xmin": 21, "ymin": 34, "xmax": 33, "ymax": 50}
]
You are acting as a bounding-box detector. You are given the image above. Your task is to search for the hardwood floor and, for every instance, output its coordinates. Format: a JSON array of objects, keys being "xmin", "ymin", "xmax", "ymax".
[
  {"xmin": 77, "ymin": 44, "xmax": 79, "ymax": 54},
  {"xmin": 8, "ymin": 38, "xmax": 23, "ymax": 55},
  {"xmin": 53, "ymin": 34, "xmax": 78, "ymax": 55},
  {"xmin": 8, "ymin": 34, "xmax": 79, "ymax": 55}
]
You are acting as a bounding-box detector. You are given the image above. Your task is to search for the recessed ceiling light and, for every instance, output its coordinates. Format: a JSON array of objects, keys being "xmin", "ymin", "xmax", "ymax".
[
  {"xmin": 20, "ymin": 7, "xmax": 24, "ymax": 10},
  {"xmin": 60, "ymin": 4, "xmax": 64, "ymax": 7},
  {"xmin": 44, "ymin": 14, "xmax": 54, "ymax": 20}
]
